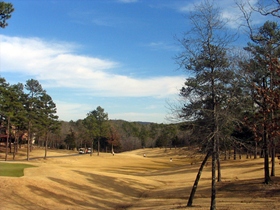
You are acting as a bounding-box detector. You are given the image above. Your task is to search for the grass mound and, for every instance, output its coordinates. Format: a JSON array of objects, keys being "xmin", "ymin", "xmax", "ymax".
[{"xmin": 0, "ymin": 162, "xmax": 36, "ymax": 177}]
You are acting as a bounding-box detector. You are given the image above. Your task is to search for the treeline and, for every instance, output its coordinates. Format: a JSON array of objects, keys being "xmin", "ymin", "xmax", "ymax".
[
  {"xmin": 0, "ymin": 78, "xmax": 59, "ymax": 160},
  {"xmin": 58, "ymin": 118, "xmax": 191, "ymax": 153}
]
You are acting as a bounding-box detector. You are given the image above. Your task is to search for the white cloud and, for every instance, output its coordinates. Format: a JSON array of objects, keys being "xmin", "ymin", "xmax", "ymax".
[
  {"xmin": 0, "ymin": 35, "xmax": 185, "ymax": 98},
  {"xmin": 55, "ymin": 100, "xmax": 92, "ymax": 121}
]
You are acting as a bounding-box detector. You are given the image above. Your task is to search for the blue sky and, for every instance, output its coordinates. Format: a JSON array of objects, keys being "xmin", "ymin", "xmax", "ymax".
[{"xmin": 0, "ymin": 0, "xmax": 269, "ymax": 123}]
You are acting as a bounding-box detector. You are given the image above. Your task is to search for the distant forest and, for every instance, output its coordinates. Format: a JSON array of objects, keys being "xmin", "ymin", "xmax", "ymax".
[{"xmin": 58, "ymin": 119, "xmax": 190, "ymax": 153}]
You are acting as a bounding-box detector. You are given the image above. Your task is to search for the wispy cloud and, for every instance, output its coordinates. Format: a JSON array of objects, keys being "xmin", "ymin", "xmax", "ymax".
[
  {"xmin": 0, "ymin": 35, "xmax": 184, "ymax": 98},
  {"xmin": 178, "ymin": 2, "xmax": 195, "ymax": 13},
  {"xmin": 68, "ymin": 8, "xmax": 133, "ymax": 28},
  {"xmin": 175, "ymin": 0, "xmax": 264, "ymax": 29},
  {"xmin": 117, "ymin": 0, "xmax": 138, "ymax": 3},
  {"xmin": 91, "ymin": 18, "xmax": 113, "ymax": 27},
  {"xmin": 148, "ymin": 41, "xmax": 180, "ymax": 52},
  {"xmin": 219, "ymin": 0, "xmax": 266, "ymax": 29},
  {"xmin": 91, "ymin": 16, "xmax": 133, "ymax": 27}
]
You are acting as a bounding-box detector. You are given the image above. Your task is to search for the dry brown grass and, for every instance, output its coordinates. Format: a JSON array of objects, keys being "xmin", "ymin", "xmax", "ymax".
[{"xmin": 0, "ymin": 147, "xmax": 280, "ymax": 210}]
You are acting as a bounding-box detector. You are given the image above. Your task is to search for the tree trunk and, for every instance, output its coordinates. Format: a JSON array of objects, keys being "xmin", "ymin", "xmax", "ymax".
[
  {"xmin": 5, "ymin": 116, "xmax": 10, "ymax": 161},
  {"xmin": 5, "ymin": 135, "xmax": 8, "ymax": 161},
  {"xmin": 187, "ymin": 151, "xmax": 211, "ymax": 207},
  {"xmin": 9, "ymin": 140, "xmax": 12, "ymax": 153},
  {"xmin": 210, "ymin": 66, "xmax": 217, "ymax": 210},
  {"xmin": 15, "ymin": 137, "xmax": 18, "ymax": 153},
  {"xmin": 261, "ymin": 77, "xmax": 271, "ymax": 184},
  {"xmin": 270, "ymin": 66, "xmax": 275, "ymax": 177},
  {"xmin": 15, "ymin": 135, "xmax": 18, "ymax": 153},
  {"xmin": 44, "ymin": 132, "xmax": 48, "ymax": 159},
  {"xmin": 13, "ymin": 141, "xmax": 16, "ymax": 160},
  {"xmin": 111, "ymin": 144, "xmax": 114, "ymax": 154},
  {"xmin": 97, "ymin": 138, "xmax": 100, "ymax": 156},
  {"xmin": 90, "ymin": 140, "xmax": 93, "ymax": 156},
  {"xmin": 254, "ymin": 141, "xmax": 258, "ymax": 159},
  {"xmin": 217, "ymin": 151, "xmax": 221, "ymax": 182},
  {"xmin": 27, "ymin": 121, "xmax": 31, "ymax": 161},
  {"xmin": 263, "ymin": 128, "xmax": 271, "ymax": 184},
  {"xmin": 216, "ymin": 137, "xmax": 221, "ymax": 182},
  {"xmin": 271, "ymin": 142, "xmax": 275, "ymax": 177},
  {"xmin": 210, "ymin": 137, "xmax": 217, "ymax": 210},
  {"xmin": 13, "ymin": 134, "xmax": 18, "ymax": 160}
]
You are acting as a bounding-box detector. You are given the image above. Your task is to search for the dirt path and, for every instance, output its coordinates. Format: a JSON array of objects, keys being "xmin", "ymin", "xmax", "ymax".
[{"xmin": 0, "ymin": 148, "xmax": 280, "ymax": 210}]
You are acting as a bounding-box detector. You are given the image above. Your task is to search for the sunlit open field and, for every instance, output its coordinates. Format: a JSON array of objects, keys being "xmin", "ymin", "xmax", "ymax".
[{"xmin": 0, "ymin": 147, "xmax": 280, "ymax": 210}]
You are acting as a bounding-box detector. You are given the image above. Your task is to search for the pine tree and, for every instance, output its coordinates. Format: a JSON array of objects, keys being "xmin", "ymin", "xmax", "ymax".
[
  {"xmin": 242, "ymin": 21, "xmax": 280, "ymax": 183},
  {"xmin": 83, "ymin": 106, "xmax": 109, "ymax": 156},
  {"xmin": 0, "ymin": 1, "xmax": 14, "ymax": 28},
  {"xmin": 176, "ymin": 1, "xmax": 236, "ymax": 209},
  {"xmin": 37, "ymin": 92, "xmax": 59, "ymax": 159},
  {"xmin": 24, "ymin": 79, "xmax": 45, "ymax": 160}
]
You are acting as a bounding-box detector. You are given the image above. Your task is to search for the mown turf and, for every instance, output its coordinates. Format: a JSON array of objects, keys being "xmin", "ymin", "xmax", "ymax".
[{"xmin": 0, "ymin": 162, "xmax": 36, "ymax": 177}]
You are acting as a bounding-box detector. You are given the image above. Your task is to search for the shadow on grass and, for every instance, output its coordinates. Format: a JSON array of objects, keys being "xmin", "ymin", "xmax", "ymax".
[
  {"xmin": 218, "ymin": 176, "xmax": 280, "ymax": 199},
  {"xmin": 104, "ymin": 161, "xmax": 207, "ymax": 178},
  {"xmin": 29, "ymin": 154, "xmax": 79, "ymax": 160},
  {"xmin": 27, "ymin": 180, "xmax": 108, "ymax": 209},
  {"xmin": 7, "ymin": 191, "xmax": 50, "ymax": 210},
  {"xmin": 48, "ymin": 174, "xmax": 141, "ymax": 209},
  {"xmin": 221, "ymin": 159, "xmax": 263, "ymax": 169},
  {"xmin": 73, "ymin": 170, "xmax": 153, "ymax": 197}
]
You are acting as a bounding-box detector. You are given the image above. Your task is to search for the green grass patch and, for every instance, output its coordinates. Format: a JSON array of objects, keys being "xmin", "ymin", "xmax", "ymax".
[{"xmin": 0, "ymin": 162, "xmax": 36, "ymax": 177}]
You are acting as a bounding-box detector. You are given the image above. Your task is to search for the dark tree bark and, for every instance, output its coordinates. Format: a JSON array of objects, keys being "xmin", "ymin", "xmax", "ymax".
[
  {"xmin": 13, "ymin": 140, "xmax": 17, "ymax": 160},
  {"xmin": 224, "ymin": 150, "xmax": 227, "ymax": 160},
  {"xmin": 5, "ymin": 116, "xmax": 10, "ymax": 161},
  {"xmin": 254, "ymin": 139, "xmax": 258, "ymax": 159},
  {"xmin": 217, "ymin": 151, "xmax": 221, "ymax": 182},
  {"xmin": 5, "ymin": 134, "xmax": 8, "ymax": 161},
  {"xmin": 27, "ymin": 121, "xmax": 31, "ymax": 161},
  {"xmin": 91, "ymin": 140, "xmax": 93, "ymax": 156},
  {"xmin": 216, "ymin": 137, "xmax": 221, "ymax": 182},
  {"xmin": 97, "ymin": 138, "xmax": 100, "ymax": 156},
  {"xmin": 44, "ymin": 132, "xmax": 48, "ymax": 159},
  {"xmin": 210, "ymin": 137, "xmax": 217, "ymax": 210},
  {"xmin": 263, "ymin": 128, "xmax": 271, "ymax": 184},
  {"xmin": 187, "ymin": 151, "xmax": 211, "ymax": 207},
  {"xmin": 271, "ymin": 144, "xmax": 275, "ymax": 176}
]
